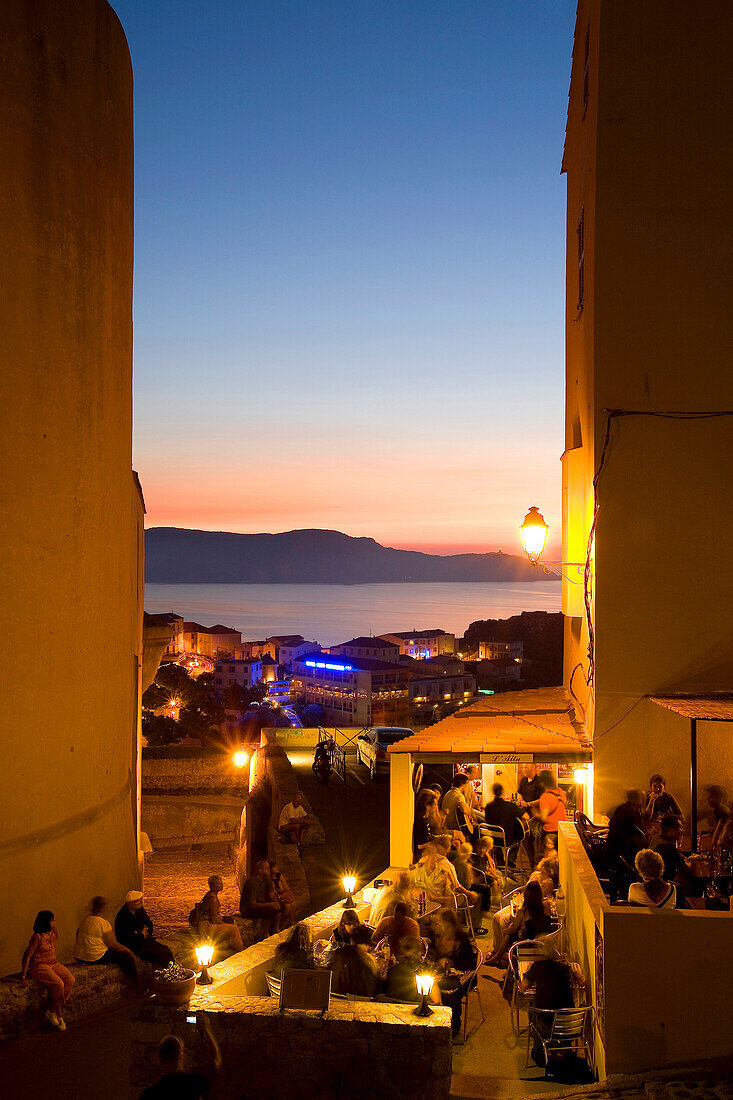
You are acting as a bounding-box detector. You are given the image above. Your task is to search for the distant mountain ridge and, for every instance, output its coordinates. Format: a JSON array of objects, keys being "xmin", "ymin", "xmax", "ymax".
[{"xmin": 145, "ymin": 527, "xmax": 547, "ymax": 584}]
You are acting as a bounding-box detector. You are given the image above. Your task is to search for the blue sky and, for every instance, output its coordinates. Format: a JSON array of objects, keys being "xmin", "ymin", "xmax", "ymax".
[{"xmin": 116, "ymin": 0, "xmax": 576, "ymax": 553}]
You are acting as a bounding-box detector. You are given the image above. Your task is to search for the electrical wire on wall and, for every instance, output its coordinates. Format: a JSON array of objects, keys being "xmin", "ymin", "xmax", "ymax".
[{"xmin": 582, "ymin": 409, "xmax": 733, "ymax": 690}]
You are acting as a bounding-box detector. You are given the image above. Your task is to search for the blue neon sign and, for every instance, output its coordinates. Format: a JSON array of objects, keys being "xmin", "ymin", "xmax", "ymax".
[{"xmin": 304, "ymin": 659, "xmax": 353, "ymax": 672}]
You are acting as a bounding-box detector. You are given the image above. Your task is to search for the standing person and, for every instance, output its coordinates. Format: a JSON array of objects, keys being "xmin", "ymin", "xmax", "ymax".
[
  {"xmin": 74, "ymin": 896, "xmax": 139, "ymax": 981},
  {"xmin": 483, "ymin": 783, "xmax": 529, "ymax": 866},
  {"xmin": 20, "ymin": 911, "xmax": 75, "ymax": 1031},
  {"xmin": 140, "ymin": 1014, "xmax": 221, "ymax": 1098},
  {"xmin": 643, "ymin": 775, "xmax": 683, "ymax": 824},
  {"xmin": 197, "ymin": 875, "xmax": 244, "ymax": 955},
  {"xmin": 606, "ymin": 789, "xmax": 646, "ymax": 903},
  {"xmin": 538, "ymin": 770, "xmax": 567, "ymax": 853},
  {"xmin": 278, "ymin": 792, "xmax": 315, "ymax": 845},
  {"xmin": 239, "ymin": 860, "xmax": 282, "ymax": 937},
  {"xmin": 704, "ymin": 785, "xmax": 731, "ymax": 847},
  {"xmin": 115, "ymin": 891, "xmax": 174, "ymax": 968},
  {"xmin": 453, "ymin": 842, "xmax": 491, "ymax": 934},
  {"xmin": 517, "ymin": 763, "xmax": 543, "ymax": 808},
  {"xmin": 464, "ymin": 764, "xmax": 484, "ymax": 813}
]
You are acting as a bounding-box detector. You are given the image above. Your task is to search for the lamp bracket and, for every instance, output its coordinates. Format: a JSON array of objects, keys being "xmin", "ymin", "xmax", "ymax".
[{"xmin": 531, "ymin": 560, "xmax": 585, "ymax": 584}]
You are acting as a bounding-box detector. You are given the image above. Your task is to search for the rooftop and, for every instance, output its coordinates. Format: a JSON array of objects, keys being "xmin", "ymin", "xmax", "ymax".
[
  {"xmin": 380, "ymin": 628, "xmax": 450, "ymax": 640},
  {"xmin": 294, "ymin": 654, "xmax": 410, "ymax": 673},
  {"xmin": 331, "ymin": 636, "xmax": 400, "ymax": 649},
  {"xmin": 267, "ymin": 634, "xmax": 306, "ymax": 645},
  {"xmin": 649, "ymin": 692, "xmax": 733, "ymax": 721},
  {"xmin": 387, "ymin": 685, "xmax": 590, "ymax": 759}
]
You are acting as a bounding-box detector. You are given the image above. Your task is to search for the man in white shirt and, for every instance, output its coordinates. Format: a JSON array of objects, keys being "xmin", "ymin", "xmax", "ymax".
[
  {"xmin": 278, "ymin": 792, "xmax": 315, "ymax": 845},
  {"xmin": 74, "ymin": 896, "xmax": 139, "ymax": 981}
]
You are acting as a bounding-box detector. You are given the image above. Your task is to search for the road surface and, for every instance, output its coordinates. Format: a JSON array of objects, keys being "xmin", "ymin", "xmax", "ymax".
[{"xmin": 284, "ymin": 747, "xmax": 390, "ymax": 913}]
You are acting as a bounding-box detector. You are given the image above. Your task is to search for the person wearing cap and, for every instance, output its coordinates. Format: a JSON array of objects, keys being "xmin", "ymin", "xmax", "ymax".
[{"xmin": 115, "ymin": 890, "xmax": 174, "ymax": 969}]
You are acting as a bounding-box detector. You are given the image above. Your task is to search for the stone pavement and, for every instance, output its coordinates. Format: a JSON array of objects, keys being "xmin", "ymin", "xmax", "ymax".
[{"xmin": 143, "ymin": 841, "xmax": 240, "ymax": 937}]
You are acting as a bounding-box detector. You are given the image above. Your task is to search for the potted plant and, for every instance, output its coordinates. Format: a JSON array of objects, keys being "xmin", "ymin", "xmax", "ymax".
[{"xmin": 151, "ymin": 963, "xmax": 197, "ymax": 1006}]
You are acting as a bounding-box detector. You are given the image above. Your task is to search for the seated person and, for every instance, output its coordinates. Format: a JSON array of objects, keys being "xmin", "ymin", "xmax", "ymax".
[
  {"xmin": 269, "ymin": 923, "xmax": 313, "ymax": 976},
  {"xmin": 487, "ymin": 880, "xmax": 553, "ymax": 965},
  {"xmin": 385, "ymin": 936, "xmax": 442, "ymax": 1006},
  {"xmin": 332, "ymin": 910, "xmax": 363, "ymax": 945},
  {"xmin": 453, "ymin": 842, "xmax": 492, "ymax": 934},
  {"xmin": 627, "ymin": 849, "xmax": 676, "ymax": 908},
  {"xmin": 413, "ymin": 790, "xmax": 440, "ymax": 862},
  {"xmin": 197, "ymin": 874, "xmax": 243, "ymax": 954},
  {"xmin": 535, "ymin": 851, "xmax": 560, "ymax": 892},
  {"xmin": 643, "ymin": 774, "xmax": 683, "ymax": 824},
  {"xmin": 429, "ymin": 907, "xmax": 478, "ymax": 972},
  {"xmin": 368, "ymin": 871, "xmax": 413, "ymax": 926},
  {"xmin": 483, "ymin": 783, "xmax": 529, "ymax": 865},
  {"xmin": 278, "ymin": 793, "xmax": 315, "ymax": 845},
  {"xmin": 442, "ymin": 772, "xmax": 484, "ymax": 842},
  {"xmin": 328, "ymin": 926, "xmax": 379, "ymax": 997},
  {"xmin": 114, "ymin": 891, "xmax": 173, "ymax": 968},
  {"xmin": 650, "ymin": 816, "xmax": 690, "ymax": 883},
  {"xmin": 268, "ymin": 861, "xmax": 296, "ymax": 928},
  {"xmin": 464, "ymin": 764, "xmax": 484, "ymax": 813},
  {"xmin": 239, "ymin": 860, "xmax": 282, "ymax": 936},
  {"xmin": 371, "ymin": 901, "xmax": 420, "ymax": 955},
  {"xmin": 518, "ymin": 940, "xmax": 575, "ymax": 1066},
  {"xmin": 413, "ymin": 837, "xmax": 477, "ymax": 910},
  {"xmin": 74, "ymin": 895, "xmax": 139, "ymax": 980}
]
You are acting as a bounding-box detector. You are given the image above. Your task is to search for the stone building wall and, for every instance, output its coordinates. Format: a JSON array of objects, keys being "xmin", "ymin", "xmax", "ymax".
[{"xmin": 0, "ymin": 0, "xmax": 141, "ymax": 976}]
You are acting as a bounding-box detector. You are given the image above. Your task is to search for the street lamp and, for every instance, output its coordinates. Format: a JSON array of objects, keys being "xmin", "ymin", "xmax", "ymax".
[
  {"xmin": 342, "ymin": 875, "xmax": 356, "ymax": 909},
  {"xmin": 232, "ymin": 750, "xmax": 248, "ymax": 768},
  {"xmin": 195, "ymin": 942, "xmax": 214, "ymax": 985},
  {"xmin": 414, "ymin": 973, "xmax": 435, "ymax": 1016},
  {"xmin": 519, "ymin": 506, "xmax": 584, "ymax": 583}
]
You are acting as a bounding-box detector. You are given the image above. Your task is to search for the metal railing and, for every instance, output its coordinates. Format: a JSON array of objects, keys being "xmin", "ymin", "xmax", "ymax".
[{"xmin": 317, "ymin": 727, "xmax": 353, "ymax": 783}]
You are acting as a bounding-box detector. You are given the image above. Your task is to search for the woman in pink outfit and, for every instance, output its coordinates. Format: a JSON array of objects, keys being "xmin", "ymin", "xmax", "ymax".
[{"xmin": 21, "ymin": 910, "xmax": 75, "ymax": 1030}]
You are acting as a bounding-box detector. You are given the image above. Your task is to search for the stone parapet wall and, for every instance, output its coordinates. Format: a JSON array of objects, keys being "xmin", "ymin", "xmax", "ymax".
[
  {"xmin": 0, "ymin": 962, "xmax": 133, "ymax": 1044},
  {"xmin": 130, "ymin": 995, "xmax": 452, "ymax": 1099},
  {"xmin": 143, "ymin": 747, "xmax": 249, "ymax": 796}
]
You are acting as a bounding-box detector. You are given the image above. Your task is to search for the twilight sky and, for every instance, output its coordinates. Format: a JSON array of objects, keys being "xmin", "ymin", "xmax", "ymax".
[{"xmin": 117, "ymin": 0, "xmax": 576, "ymax": 555}]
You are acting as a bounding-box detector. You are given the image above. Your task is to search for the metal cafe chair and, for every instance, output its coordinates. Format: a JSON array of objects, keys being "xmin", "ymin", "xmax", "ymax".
[
  {"xmin": 506, "ymin": 939, "xmax": 546, "ymax": 1032},
  {"xmin": 265, "ymin": 972, "xmax": 281, "ymax": 997},
  {"xmin": 525, "ymin": 1005, "xmax": 593, "ymax": 1069},
  {"xmin": 460, "ymin": 945, "xmax": 485, "ymax": 1040},
  {"xmin": 454, "ymin": 892, "xmax": 475, "ymax": 940}
]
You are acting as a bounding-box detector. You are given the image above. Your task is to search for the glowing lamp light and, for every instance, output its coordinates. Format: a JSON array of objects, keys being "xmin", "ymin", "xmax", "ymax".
[
  {"xmin": 195, "ymin": 942, "xmax": 215, "ymax": 985},
  {"xmin": 573, "ymin": 767, "xmax": 589, "ymax": 784},
  {"xmin": 342, "ymin": 875, "xmax": 357, "ymax": 909},
  {"xmin": 233, "ymin": 751, "xmax": 248, "ymax": 769},
  {"xmin": 414, "ymin": 973, "xmax": 435, "ymax": 1016},
  {"xmin": 520, "ymin": 506, "xmax": 549, "ymax": 563}
]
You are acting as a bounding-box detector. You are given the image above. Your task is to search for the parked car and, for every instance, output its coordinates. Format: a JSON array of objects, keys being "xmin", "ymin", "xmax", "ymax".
[{"xmin": 356, "ymin": 727, "xmax": 414, "ymax": 779}]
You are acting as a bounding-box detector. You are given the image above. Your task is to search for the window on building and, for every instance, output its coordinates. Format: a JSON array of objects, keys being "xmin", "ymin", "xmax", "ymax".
[{"xmin": 577, "ymin": 206, "xmax": 585, "ymax": 314}]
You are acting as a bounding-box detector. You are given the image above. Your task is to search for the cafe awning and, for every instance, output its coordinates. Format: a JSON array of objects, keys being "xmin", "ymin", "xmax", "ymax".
[{"xmin": 387, "ymin": 686, "xmax": 591, "ymax": 763}]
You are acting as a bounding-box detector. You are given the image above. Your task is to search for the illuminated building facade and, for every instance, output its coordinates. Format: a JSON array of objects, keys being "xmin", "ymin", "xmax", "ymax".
[
  {"xmin": 378, "ymin": 629, "xmax": 456, "ymax": 659},
  {"xmin": 562, "ymin": 0, "xmax": 733, "ymax": 815},
  {"xmin": 329, "ymin": 636, "xmax": 401, "ymax": 662},
  {"xmin": 477, "ymin": 640, "xmax": 523, "ymax": 661},
  {"xmin": 183, "ymin": 621, "xmax": 242, "ymax": 658},
  {"xmin": 215, "ymin": 658, "xmax": 264, "ymax": 691},
  {"xmin": 291, "ymin": 656, "xmax": 411, "ymax": 726}
]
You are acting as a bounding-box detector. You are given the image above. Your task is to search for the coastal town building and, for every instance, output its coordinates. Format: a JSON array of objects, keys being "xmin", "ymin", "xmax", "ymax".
[
  {"xmin": 477, "ymin": 640, "xmax": 523, "ymax": 662},
  {"xmin": 214, "ymin": 657, "xmax": 264, "ymax": 691},
  {"xmin": 146, "ymin": 612, "xmax": 185, "ymax": 661},
  {"xmin": 378, "ymin": 629, "xmax": 455, "ymax": 659},
  {"xmin": 561, "ymin": 0, "xmax": 733, "ymax": 817},
  {"xmin": 183, "ymin": 621, "xmax": 242, "ymax": 657},
  {"xmin": 291, "ymin": 655, "xmax": 412, "ymax": 726},
  {"xmin": 328, "ymin": 636, "xmax": 401, "ymax": 663}
]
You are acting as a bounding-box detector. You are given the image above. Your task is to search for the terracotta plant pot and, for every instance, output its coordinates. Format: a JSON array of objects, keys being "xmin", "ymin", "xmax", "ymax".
[{"xmin": 151, "ymin": 968, "xmax": 196, "ymax": 1006}]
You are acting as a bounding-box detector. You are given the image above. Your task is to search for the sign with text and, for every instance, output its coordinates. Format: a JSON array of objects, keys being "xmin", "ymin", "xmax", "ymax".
[{"xmin": 479, "ymin": 753, "xmax": 533, "ymax": 764}]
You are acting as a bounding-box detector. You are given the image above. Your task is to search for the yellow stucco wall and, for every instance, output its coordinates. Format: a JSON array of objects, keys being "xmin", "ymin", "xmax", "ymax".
[
  {"xmin": 0, "ymin": 0, "xmax": 141, "ymax": 974},
  {"xmin": 562, "ymin": 0, "xmax": 733, "ymax": 814}
]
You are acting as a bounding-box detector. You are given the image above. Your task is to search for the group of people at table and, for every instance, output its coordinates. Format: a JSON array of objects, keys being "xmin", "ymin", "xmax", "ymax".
[{"xmin": 605, "ymin": 775, "xmax": 733, "ymax": 907}]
